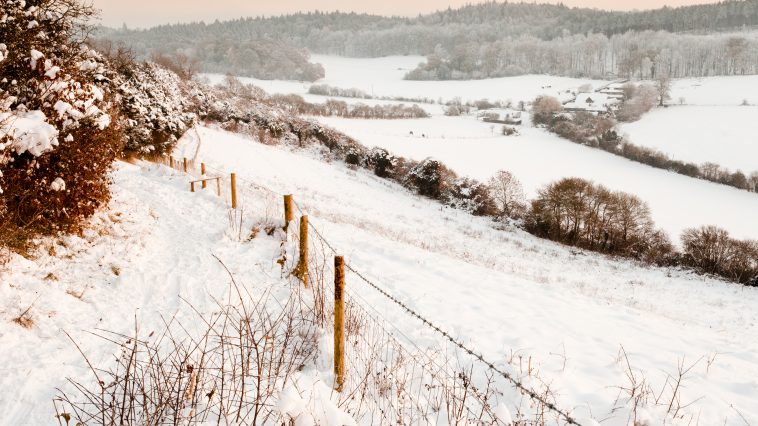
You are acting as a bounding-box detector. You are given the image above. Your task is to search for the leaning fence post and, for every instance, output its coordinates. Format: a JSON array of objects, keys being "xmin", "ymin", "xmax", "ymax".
[
  {"xmin": 201, "ymin": 163, "xmax": 207, "ymax": 189},
  {"xmin": 295, "ymin": 215, "xmax": 309, "ymax": 288},
  {"xmin": 334, "ymin": 255, "xmax": 346, "ymax": 392},
  {"xmin": 183, "ymin": 157, "xmax": 188, "ymax": 173},
  {"xmin": 230, "ymin": 173, "xmax": 237, "ymax": 209},
  {"xmin": 283, "ymin": 194, "xmax": 294, "ymax": 233}
]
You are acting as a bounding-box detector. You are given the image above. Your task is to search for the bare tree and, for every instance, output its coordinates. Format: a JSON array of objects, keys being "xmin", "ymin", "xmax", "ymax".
[
  {"xmin": 487, "ymin": 170, "xmax": 526, "ymax": 220},
  {"xmin": 531, "ymin": 96, "xmax": 563, "ymax": 124},
  {"xmin": 655, "ymin": 72, "xmax": 672, "ymax": 107}
]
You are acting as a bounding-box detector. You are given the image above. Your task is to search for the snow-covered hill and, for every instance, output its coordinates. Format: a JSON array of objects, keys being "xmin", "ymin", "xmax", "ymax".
[
  {"xmin": 620, "ymin": 105, "xmax": 758, "ymax": 173},
  {"xmin": 204, "ymin": 55, "xmax": 606, "ymax": 105},
  {"xmin": 2, "ymin": 126, "xmax": 757, "ymax": 424}
]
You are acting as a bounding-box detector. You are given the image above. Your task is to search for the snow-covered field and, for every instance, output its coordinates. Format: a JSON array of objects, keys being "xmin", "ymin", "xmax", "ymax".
[
  {"xmin": 620, "ymin": 106, "xmax": 758, "ymax": 173},
  {"xmin": 207, "ymin": 55, "xmax": 758, "ymax": 241},
  {"xmin": 671, "ymin": 75, "xmax": 758, "ymax": 106},
  {"xmin": 2, "ymin": 126, "xmax": 757, "ymax": 424},
  {"xmin": 204, "ymin": 54, "xmax": 607, "ymax": 104},
  {"xmin": 181, "ymin": 128, "xmax": 758, "ymax": 425},
  {"xmin": 315, "ymin": 115, "xmax": 758, "ymax": 241}
]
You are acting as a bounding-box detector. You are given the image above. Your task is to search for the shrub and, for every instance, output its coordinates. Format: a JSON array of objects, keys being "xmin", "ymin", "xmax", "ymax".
[
  {"xmin": 448, "ymin": 178, "xmax": 498, "ymax": 216},
  {"xmin": 502, "ymin": 126, "xmax": 519, "ymax": 136},
  {"xmin": 366, "ymin": 148, "xmax": 397, "ymax": 178},
  {"xmin": 404, "ymin": 158, "xmax": 457, "ymax": 200},
  {"xmin": 531, "ymin": 96, "xmax": 563, "ymax": 125},
  {"xmin": 681, "ymin": 226, "xmax": 758, "ymax": 283},
  {"xmin": 525, "ymin": 178, "xmax": 664, "ymax": 259},
  {"xmin": 1, "ymin": 0, "xmax": 121, "ymax": 251}
]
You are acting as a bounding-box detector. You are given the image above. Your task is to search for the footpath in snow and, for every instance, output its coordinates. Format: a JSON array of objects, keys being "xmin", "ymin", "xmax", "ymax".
[{"xmin": 1, "ymin": 126, "xmax": 757, "ymax": 425}]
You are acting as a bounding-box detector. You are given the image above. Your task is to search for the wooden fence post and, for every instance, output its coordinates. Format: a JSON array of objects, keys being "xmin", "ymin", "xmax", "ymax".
[
  {"xmin": 334, "ymin": 255, "xmax": 345, "ymax": 392},
  {"xmin": 169, "ymin": 156, "xmax": 175, "ymax": 170},
  {"xmin": 201, "ymin": 163, "xmax": 207, "ymax": 189},
  {"xmin": 295, "ymin": 216, "xmax": 309, "ymax": 288},
  {"xmin": 283, "ymin": 194, "xmax": 294, "ymax": 233},
  {"xmin": 230, "ymin": 173, "xmax": 237, "ymax": 209},
  {"xmin": 216, "ymin": 178, "xmax": 221, "ymax": 197},
  {"xmin": 183, "ymin": 158, "xmax": 188, "ymax": 173},
  {"xmin": 190, "ymin": 181, "xmax": 195, "ymax": 193}
]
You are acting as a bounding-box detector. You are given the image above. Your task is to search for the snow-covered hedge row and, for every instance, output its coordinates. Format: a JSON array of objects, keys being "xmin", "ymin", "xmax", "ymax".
[
  {"xmin": 110, "ymin": 61, "xmax": 196, "ymax": 154},
  {"xmin": 1, "ymin": 0, "xmax": 120, "ymax": 251}
]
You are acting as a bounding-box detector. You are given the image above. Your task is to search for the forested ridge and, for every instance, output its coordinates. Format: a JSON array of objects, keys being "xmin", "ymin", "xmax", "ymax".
[{"xmin": 98, "ymin": 1, "xmax": 758, "ymax": 80}]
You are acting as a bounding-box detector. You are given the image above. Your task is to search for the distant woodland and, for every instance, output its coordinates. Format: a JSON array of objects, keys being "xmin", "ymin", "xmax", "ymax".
[{"xmin": 98, "ymin": 0, "xmax": 758, "ymax": 80}]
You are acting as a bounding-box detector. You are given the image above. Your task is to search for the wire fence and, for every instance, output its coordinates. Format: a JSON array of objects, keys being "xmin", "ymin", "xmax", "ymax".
[{"xmin": 154, "ymin": 154, "xmax": 580, "ymax": 425}]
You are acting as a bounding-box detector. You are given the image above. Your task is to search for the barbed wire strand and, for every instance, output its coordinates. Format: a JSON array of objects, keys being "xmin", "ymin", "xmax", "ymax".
[
  {"xmin": 293, "ymin": 199, "xmax": 581, "ymax": 426},
  {"xmin": 163, "ymin": 158, "xmax": 580, "ymax": 425}
]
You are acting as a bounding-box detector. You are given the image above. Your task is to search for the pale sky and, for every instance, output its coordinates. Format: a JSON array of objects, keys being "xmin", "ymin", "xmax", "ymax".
[{"xmin": 94, "ymin": 0, "xmax": 721, "ymax": 29}]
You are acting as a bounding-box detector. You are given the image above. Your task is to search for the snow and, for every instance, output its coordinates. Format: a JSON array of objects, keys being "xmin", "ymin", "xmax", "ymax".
[
  {"xmin": 314, "ymin": 114, "xmax": 758, "ymax": 242},
  {"xmin": 50, "ymin": 177, "xmax": 65, "ymax": 191},
  {"xmin": 671, "ymin": 75, "xmax": 758, "ymax": 106},
  {"xmin": 203, "ymin": 55, "xmax": 607, "ymax": 105},
  {"xmin": 620, "ymin": 106, "xmax": 758, "ymax": 174},
  {"xmin": 2, "ymin": 126, "xmax": 757, "ymax": 424},
  {"xmin": 203, "ymin": 55, "xmax": 757, "ymax": 242},
  {"xmin": 0, "ymin": 161, "xmax": 351, "ymax": 425},
  {"xmin": 183, "ymin": 126, "xmax": 758, "ymax": 425},
  {"xmin": 29, "ymin": 48, "xmax": 43, "ymax": 69},
  {"xmin": 0, "ymin": 109, "xmax": 59, "ymax": 156}
]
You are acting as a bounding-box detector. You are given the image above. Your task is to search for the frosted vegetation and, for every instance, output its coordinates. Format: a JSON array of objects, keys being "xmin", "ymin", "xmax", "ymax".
[
  {"xmin": 98, "ymin": 1, "xmax": 758, "ymax": 81},
  {"xmin": 2, "ymin": 0, "xmax": 758, "ymax": 424}
]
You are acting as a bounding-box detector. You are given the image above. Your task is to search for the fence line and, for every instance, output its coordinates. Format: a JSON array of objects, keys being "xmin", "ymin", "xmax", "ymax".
[
  {"xmin": 153, "ymin": 154, "xmax": 581, "ymax": 425},
  {"xmin": 290, "ymin": 200, "xmax": 582, "ymax": 425}
]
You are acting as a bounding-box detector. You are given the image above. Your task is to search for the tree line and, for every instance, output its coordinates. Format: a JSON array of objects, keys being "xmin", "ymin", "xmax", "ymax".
[
  {"xmin": 97, "ymin": 1, "xmax": 758, "ymax": 80},
  {"xmin": 405, "ymin": 30, "xmax": 758, "ymax": 80}
]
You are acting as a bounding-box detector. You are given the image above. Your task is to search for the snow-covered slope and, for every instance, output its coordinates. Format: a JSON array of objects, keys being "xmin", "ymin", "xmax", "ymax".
[
  {"xmin": 0, "ymin": 161, "xmax": 350, "ymax": 425},
  {"xmin": 313, "ymin": 114, "xmax": 758, "ymax": 242},
  {"xmin": 620, "ymin": 106, "xmax": 758, "ymax": 173},
  {"xmin": 204, "ymin": 55, "xmax": 607, "ymax": 104},
  {"xmin": 2, "ymin": 126, "xmax": 757, "ymax": 425},
  {"xmin": 187, "ymin": 127, "xmax": 758, "ymax": 425},
  {"xmin": 671, "ymin": 76, "xmax": 758, "ymax": 106}
]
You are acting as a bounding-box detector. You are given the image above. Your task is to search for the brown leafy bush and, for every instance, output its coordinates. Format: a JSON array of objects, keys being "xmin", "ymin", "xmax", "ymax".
[
  {"xmin": 525, "ymin": 177, "xmax": 670, "ymax": 261},
  {"xmin": 681, "ymin": 226, "xmax": 758, "ymax": 284},
  {"xmin": 0, "ymin": 0, "xmax": 122, "ymax": 253}
]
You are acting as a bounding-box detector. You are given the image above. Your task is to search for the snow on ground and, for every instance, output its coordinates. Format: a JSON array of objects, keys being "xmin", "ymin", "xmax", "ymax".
[
  {"xmin": 203, "ymin": 55, "xmax": 607, "ymax": 104},
  {"xmin": 0, "ymin": 161, "xmax": 347, "ymax": 425},
  {"xmin": 2, "ymin": 126, "xmax": 757, "ymax": 424},
  {"xmin": 313, "ymin": 114, "xmax": 758, "ymax": 242},
  {"xmin": 671, "ymin": 75, "xmax": 758, "ymax": 106},
  {"xmin": 205, "ymin": 55, "xmax": 758, "ymax": 241},
  {"xmin": 621, "ymin": 106, "xmax": 758, "ymax": 173},
  {"xmin": 185, "ymin": 126, "xmax": 758, "ymax": 425}
]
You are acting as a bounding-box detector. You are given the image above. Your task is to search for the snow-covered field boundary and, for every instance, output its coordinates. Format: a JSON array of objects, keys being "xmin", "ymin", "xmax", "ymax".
[{"xmin": 100, "ymin": 154, "xmax": 586, "ymax": 424}]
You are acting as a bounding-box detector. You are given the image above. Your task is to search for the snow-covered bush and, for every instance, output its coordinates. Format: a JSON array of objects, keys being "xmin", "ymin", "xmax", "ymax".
[
  {"xmin": 447, "ymin": 177, "xmax": 497, "ymax": 216},
  {"xmin": 616, "ymin": 83, "xmax": 658, "ymax": 122},
  {"xmin": 1, "ymin": 0, "xmax": 121, "ymax": 250},
  {"xmin": 530, "ymin": 95, "xmax": 563, "ymax": 125},
  {"xmin": 365, "ymin": 147, "xmax": 397, "ymax": 178},
  {"xmin": 112, "ymin": 61, "xmax": 196, "ymax": 154},
  {"xmin": 403, "ymin": 158, "xmax": 457, "ymax": 200}
]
